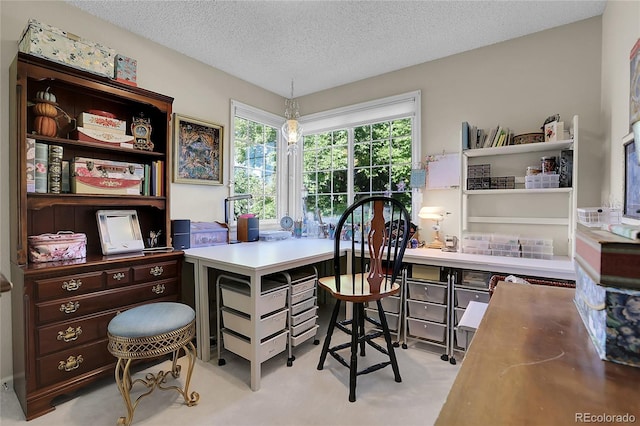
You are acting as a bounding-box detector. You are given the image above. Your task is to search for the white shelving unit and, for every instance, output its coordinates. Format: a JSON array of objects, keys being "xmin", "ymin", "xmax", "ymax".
[{"xmin": 459, "ymin": 115, "xmax": 579, "ymax": 258}]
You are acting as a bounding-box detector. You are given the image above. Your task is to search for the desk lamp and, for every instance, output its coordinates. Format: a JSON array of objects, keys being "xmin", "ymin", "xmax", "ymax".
[{"xmin": 419, "ymin": 206, "xmax": 445, "ymax": 249}]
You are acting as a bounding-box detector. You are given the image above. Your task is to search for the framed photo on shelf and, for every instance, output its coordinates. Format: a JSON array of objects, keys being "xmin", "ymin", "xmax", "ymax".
[
  {"xmin": 173, "ymin": 113, "xmax": 223, "ymax": 185},
  {"xmin": 624, "ymin": 138, "xmax": 640, "ymax": 220}
]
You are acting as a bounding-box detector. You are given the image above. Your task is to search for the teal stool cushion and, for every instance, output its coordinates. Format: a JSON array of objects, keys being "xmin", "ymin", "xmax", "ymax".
[{"xmin": 108, "ymin": 302, "xmax": 195, "ymax": 338}]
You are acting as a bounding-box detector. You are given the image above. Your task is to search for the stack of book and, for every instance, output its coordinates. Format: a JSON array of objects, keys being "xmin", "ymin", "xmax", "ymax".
[
  {"xmin": 73, "ymin": 111, "xmax": 135, "ymax": 148},
  {"xmin": 462, "ymin": 122, "xmax": 514, "ymax": 150},
  {"xmin": 29, "ymin": 138, "xmax": 68, "ymax": 194}
]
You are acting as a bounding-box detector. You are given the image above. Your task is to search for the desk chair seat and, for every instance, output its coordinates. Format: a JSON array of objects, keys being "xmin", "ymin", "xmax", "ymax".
[
  {"xmin": 317, "ymin": 196, "xmax": 410, "ymax": 402},
  {"xmin": 107, "ymin": 302, "xmax": 199, "ymax": 426}
]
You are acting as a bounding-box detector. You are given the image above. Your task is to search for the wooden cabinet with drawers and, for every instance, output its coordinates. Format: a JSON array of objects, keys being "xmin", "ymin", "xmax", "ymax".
[
  {"xmin": 11, "ymin": 252, "xmax": 183, "ymax": 420},
  {"xmin": 8, "ymin": 53, "xmax": 181, "ymax": 420}
]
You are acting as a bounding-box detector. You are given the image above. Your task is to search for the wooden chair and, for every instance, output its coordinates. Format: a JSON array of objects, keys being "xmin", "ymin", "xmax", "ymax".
[{"xmin": 317, "ymin": 196, "xmax": 411, "ymax": 402}]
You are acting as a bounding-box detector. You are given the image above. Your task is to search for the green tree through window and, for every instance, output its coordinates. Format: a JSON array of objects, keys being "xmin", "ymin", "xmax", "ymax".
[{"xmin": 303, "ymin": 118, "xmax": 413, "ymax": 223}]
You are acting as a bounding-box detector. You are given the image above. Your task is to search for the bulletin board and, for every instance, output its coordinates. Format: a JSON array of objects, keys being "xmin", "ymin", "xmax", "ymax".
[{"xmin": 425, "ymin": 153, "xmax": 460, "ymax": 189}]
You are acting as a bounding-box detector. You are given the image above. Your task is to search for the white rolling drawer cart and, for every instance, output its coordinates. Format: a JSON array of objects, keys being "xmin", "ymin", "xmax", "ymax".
[
  {"xmin": 216, "ymin": 274, "xmax": 289, "ymax": 366},
  {"xmin": 364, "ymin": 268, "xmax": 406, "ymax": 345},
  {"xmin": 403, "ymin": 265, "xmax": 451, "ymax": 358},
  {"xmin": 267, "ymin": 266, "xmax": 320, "ymax": 366}
]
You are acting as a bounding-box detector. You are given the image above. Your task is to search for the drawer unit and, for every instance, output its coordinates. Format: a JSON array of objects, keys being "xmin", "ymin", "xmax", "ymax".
[
  {"xmin": 221, "ymin": 307, "xmax": 287, "ymax": 339},
  {"xmin": 220, "ymin": 283, "xmax": 288, "ymax": 317},
  {"xmin": 131, "ymin": 260, "xmax": 179, "ymax": 282},
  {"xmin": 366, "ymin": 309, "xmax": 400, "ymax": 331},
  {"xmin": 291, "ymin": 325, "xmax": 319, "ymax": 346},
  {"xmin": 291, "ymin": 316, "xmax": 318, "ymax": 337},
  {"xmin": 407, "ymin": 300, "xmax": 447, "ymax": 323},
  {"xmin": 291, "ymin": 287, "xmax": 315, "ymax": 305},
  {"xmin": 407, "ymin": 317, "xmax": 446, "ymax": 344},
  {"xmin": 12, "ymin": 251, "xmax": 183, "ymax": 420},
  {"xmin": 460, "ymin": 270, "xmax": 492, "ymax": 289},
  {"xmin": 37, "ymin": 338, "xmax": 112, "ymax": 388},
  {"xmin": 455, "ymin": 288, "xmax": 490, "ymax": 308},
  {"xmin": 291, "ymin": 297, "xmax": 317, "ymax": 316},
  {"xmin": 455, "ymin": 329, "xmax": 475, "ymax": 350},
  {"xmin": 222, "ymin": 329, "xmax": 288, "ymax": 363},
  {"xmin": 366, "ymin": 295, "xmax": 401, "ymax": 314},
  {"xmin": 35, "ymin": 278, "xmax": 179, "ymax": 324},
  {"xmin": 291, "ymin": 277, "xmax": 316, "ymax": 295},
  {"xmin": 105, "ymin": 267, "xmax": 132, "ymax": 288},
  {"xmin": 291, "ymin": 306, "xmax": 318, "ymax": 326},
  {"xmin": 35, "ymin": 272, "xmax": 104, "ymax": 301},
  {"xmin": 37, "ymin": 310, "xmax": 116, "ymax": 356},
  {"xmin": 407, "ymin": 281, "xmax": 447, "ymax": 304}
]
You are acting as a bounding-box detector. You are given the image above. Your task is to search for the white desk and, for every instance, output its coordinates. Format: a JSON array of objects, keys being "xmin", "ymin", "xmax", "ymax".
[
  {"xmin": 402, "ymin": 248, "xmax": 576, "ymax": 281},
  {"xmin": 183, "ymin": 238, "xmax": 343, "ymax": 390},
  {"xmin": 184, "ymin": 240, "xmax": 575, "ymax": 391}
]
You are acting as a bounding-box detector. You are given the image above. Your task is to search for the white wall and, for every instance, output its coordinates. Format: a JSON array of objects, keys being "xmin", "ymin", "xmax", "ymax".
[
  {"xmin": 601, "ymin": 0, "xmax": 640, "ymax": 211},
  {"xmin": 300, "ymin": 16, "xmax": 603, "ymax": 239}
]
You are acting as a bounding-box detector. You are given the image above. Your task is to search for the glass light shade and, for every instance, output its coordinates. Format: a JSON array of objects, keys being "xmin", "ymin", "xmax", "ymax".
[
  {"xmin": 283, "ymin": 118, "xmax": 303, "ymax": 145},
  {"xmin": 419, "ymin": 206, "xmax": 444, "ymax": 220}
]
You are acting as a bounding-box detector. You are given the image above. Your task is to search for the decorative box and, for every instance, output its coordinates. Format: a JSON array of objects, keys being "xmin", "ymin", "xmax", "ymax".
[
  {"xmin": 28, "ymin": 231, "xmax": 87, "ymax": 263},
  {"xmin": 114, "ymin": 54, "xmax": 137, "ymax": 86},
  {"xmin": 72, "ymin": 157, "xmax": 143, "ymax": 195},
  {"xmin": 72, "ymin": 127, "xmax": 134, "ymax": 148},
  {"xmin": 575, "ymin": 224, "xmax": 640, "ymax": 290},
  {"xmin": 574, "ymin": 262, "xmax": 640, "ymax": 368},
  {"xmin": 190, "ymin": 222, "xmax": 228, "ymax": 247},
  {"xmin": 18, "ymin": 19, "xmax": 115, "ymax": 78},
  {"xmin": 77, "ymin": 112, "xmax": 127, "ymax": 134}
]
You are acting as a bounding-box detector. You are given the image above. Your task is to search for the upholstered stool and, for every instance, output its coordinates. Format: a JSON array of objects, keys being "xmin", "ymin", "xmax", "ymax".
[{"xmin": 107, "ymin": 302, "xmax": 199, "ymax": 426}]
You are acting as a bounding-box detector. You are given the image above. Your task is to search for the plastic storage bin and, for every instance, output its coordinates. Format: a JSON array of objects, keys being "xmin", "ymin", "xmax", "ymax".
[
  {"xmin": 525, "ymin": 173, "xmax": 560, "ymax": 189},
  {"xmin": 577, "ymin": 207, "xmax": 622, "ymax": 227}
]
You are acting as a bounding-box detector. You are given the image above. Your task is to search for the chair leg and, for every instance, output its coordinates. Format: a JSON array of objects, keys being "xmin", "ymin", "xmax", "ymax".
[
  {"xmin": 377, "ymin": 300, "xmax": 401, "ymax": 383},
  {"xmin": 318, "ymin": 299, "xmax": 341, "ymax": 370},
  {"xmin": 358, "ymin": 303, "xmax": 366, "ymax": 356},
  {"xmin": 349, "ymin": 301, "xmax": 360, "ymax": 402}
]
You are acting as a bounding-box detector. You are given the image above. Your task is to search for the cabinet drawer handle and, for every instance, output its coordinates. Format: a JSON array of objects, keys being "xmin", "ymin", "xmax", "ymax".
[
  {"xmin": 150, "ymin": 266, "xmax": 164, "ymax": 277},
  {"xmin": 59, "ymin": 301, "xmax": 80, "ymax": 314},
  {"xmin": 62, "ymin": 278, "xmax": 82, "ymax": 292},
  {"xmin": 152, "ymin": 284, "xmax": 165, "ymax": 294},
  {"xmin": 57, "ymin": 326, "xmax": 82, "ymax": 342},
  {"xmin": 112, "ymin": 272, "xmax": 125, "ymax": 281},
  {"xmin": 58, "ymin": 355, "xmax": 83, "ymax": 372}
]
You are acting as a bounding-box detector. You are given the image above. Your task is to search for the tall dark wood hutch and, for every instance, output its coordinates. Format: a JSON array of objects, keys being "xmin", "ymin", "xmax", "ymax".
[{"xmin": 9, "ymin": 52, "xmax": 183, "ymax": 420}]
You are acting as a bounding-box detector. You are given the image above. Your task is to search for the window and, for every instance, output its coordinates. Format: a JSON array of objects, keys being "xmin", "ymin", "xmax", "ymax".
[
  {"xmin": 230, "ymin": 101, "xmax": 285, "ymax": 222},
  {"xmin": 300, "ymin": 91, "xmax": 421, "ymax": 223}
]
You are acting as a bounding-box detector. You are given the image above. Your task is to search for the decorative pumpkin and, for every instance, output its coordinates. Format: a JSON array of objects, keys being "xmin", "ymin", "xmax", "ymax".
[
  {"xmin": 33, "ymin": 116, "xmax": 57, "ymax": 137},
  {"xmin": 32, "ymin": 102, "xmax": 58, "ymax": 118},
  {"xmin": 35, "ymin": 87, "xmax": 56, "ymax": 103}
]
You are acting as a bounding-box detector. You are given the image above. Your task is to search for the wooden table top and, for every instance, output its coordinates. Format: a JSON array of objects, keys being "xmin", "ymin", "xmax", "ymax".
[{"xmin": 435, "ymin": 282, "xmax": 640, "ymax": 426}]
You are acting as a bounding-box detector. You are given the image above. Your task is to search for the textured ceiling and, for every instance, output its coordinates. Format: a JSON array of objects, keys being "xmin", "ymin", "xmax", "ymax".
[{"xmin": 65, "ymin": 0, "xmax": 607, "ymax": 97}]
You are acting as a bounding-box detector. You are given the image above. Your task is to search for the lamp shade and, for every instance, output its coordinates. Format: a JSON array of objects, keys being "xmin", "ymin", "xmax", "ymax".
[
  {"xmin": 282, "ymin": 118, "xmax": 303, "ymax": 144},
  {"xmin": 419, "ymin": 206, "xmax": 444, "ymax": 220}
]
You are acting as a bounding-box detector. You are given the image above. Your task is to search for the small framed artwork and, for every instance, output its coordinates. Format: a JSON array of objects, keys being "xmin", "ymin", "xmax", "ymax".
[
  {"xmin": 624, "ymin": 138, "xmax": 640, "ymax": 220},
  {"xmin": 173, "ymin": 113, "xmax": 223, "ymax": 185}
]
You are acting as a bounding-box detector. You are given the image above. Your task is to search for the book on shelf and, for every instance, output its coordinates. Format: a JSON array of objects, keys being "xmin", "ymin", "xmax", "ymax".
[
  {"xmin": 462, "ymin": 121, "xmax": 470, "ymax": 150},
  {"xmin": 26, "ymin": 138, "xmax": 36, "ymax": 193},
  {"xmin": 34, "ymin": 142, "xmax": 48, "ymax": 193},
  {"xmin": 61, "ymin": 160, "xmax": 70, "ymax": 193},
  {"xmin": 48, "ymin": 145, "xmax": 63, "ymax": 194}
]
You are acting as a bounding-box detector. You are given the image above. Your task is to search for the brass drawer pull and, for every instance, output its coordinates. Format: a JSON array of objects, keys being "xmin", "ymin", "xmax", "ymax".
[
  {"xmin": 149, "ymin": 266, "xmax": 164, "ymax": 277},
  {"xmin": 59, "ymin": 301, "xmax": 80, "ymax": 314},
  {"xmin": 112, "ymin": 272, "xmax": 126, "ymax": 281},
  {"xmin": 152, "ymin": 284, "xmax": 165, "ymax": 294},
  {"xmin": 57, "ymin": 326, "xmax": 82, "ymax": 342},
  {"xmin": 58, "ymin": 355, "xmax": 83, "ymax": 372},
  {"xmin": 62, "ymin": 278, "xmax": 82, "ymax": 292}
]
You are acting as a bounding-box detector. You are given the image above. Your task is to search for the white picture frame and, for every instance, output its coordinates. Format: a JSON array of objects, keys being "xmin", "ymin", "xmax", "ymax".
[{"xmin": 96, "ymin": 209, "xmax": 145, "ymax": 255}]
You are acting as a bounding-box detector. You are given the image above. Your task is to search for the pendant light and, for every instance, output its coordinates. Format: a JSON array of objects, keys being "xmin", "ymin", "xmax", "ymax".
[{"xmin": 282, "ymin": 80, "xmax": 303, "ymax": 149}]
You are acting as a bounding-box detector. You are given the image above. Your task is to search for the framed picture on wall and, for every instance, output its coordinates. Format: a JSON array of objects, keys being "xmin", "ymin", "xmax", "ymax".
[
  {"xmin": 624, "ymin": 137, "xmax": 640, "ymax": 220},
  {"xmin": 173, "ymin": 113, "xmax": 223, "ymax": 185}
]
